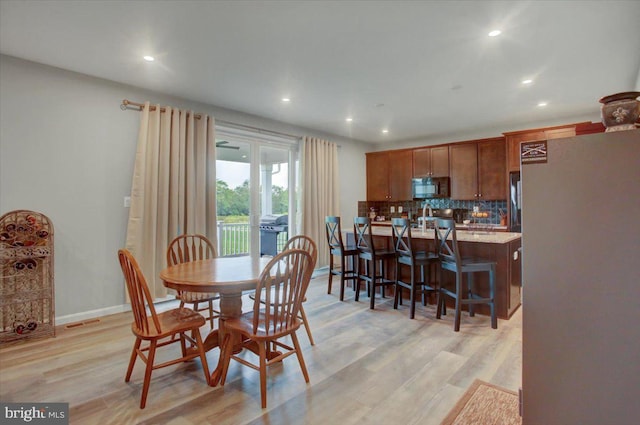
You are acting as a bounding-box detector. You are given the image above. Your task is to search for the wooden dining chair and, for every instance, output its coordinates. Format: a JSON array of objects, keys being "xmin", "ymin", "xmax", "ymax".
[
  {"xmin": 282, "ymin": 235, "xmax": 317, "ymax": 346},
  {"xmin": 219, "ymin": 248, "xmax": 314, "ymax": 408},
  {"xmin": 167, "ymin": 234, "xmax": 220, "ymax": 328},
  {"xmin": 118, "ymin": 249, "xmax": 210, "ymax": 409},
  {"xmin": 251, "ymin": 235, "xmax": 318, "ymax": 345}
]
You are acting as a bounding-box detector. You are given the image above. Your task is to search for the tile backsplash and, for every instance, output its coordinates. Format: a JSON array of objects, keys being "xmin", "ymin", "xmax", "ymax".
[{"xmin": 358, "ymin": 199, "xmax": 507, "ymax": 225}]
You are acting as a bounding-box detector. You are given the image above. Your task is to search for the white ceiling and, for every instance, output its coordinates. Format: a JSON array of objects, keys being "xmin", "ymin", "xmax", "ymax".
[{"xmin": 2, "ymin": 1, "xmax": 639, "ymax": 144}]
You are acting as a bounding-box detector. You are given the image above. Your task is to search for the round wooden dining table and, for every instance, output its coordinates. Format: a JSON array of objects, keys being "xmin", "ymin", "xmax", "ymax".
[{"xmin": 160, "ymin": 255, "xmax": 272, "ymax": 385}]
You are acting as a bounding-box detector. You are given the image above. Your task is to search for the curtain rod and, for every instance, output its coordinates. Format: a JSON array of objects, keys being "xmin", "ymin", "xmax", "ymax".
[{"xmin": 120, "ymin": 99, "xmax": 301, "ymax": 140}]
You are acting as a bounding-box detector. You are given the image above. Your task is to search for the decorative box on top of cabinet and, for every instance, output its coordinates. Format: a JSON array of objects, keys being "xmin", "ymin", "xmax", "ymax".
[{"xmin": 0, "ymin": 210, "xmax": 55, "ymax": 343}]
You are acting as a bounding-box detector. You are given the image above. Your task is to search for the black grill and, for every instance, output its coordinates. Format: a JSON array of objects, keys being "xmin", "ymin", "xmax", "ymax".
[{"xmin": 259, "ymin": 215, "xmax": 288, "ymax": 256}]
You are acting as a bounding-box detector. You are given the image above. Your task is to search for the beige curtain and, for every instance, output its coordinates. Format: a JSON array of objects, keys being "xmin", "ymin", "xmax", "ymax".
[
  {"xmin": 126, "ymin": 102, "xmax": 217, "ymax": 297},
  {"xmin": 300, "ymin": 136, "xmax": 339, "ymax": 268}
]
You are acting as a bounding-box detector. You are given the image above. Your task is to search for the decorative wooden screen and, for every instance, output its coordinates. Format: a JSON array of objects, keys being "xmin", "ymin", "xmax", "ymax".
[{"xmin": 0, "ymin": 210, "xmax": 55, "ymax": 343}]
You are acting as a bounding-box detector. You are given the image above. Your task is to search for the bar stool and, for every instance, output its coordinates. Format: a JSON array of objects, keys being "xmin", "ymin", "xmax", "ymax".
[
  {"xmin": 434, "ymin": 218, "xmax": 497, "ymax": 331},
  {"xmin": 391, "ymin": 218, "xmax": 440, "ymax": 319},
  {"xmin": 353, "ymin": 217, "xmax": 396, "ymax": 310},
  {"xmin": 325, "ymin": 216, "xmax": 359, "ymax": 301}
]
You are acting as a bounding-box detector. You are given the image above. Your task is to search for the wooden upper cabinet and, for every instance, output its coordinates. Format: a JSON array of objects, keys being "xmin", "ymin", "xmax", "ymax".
[
  {"xmin": 478, "ymin": 138, "xmax": 506, "ymax": 200},
  {"xmin": 366, "ymin": 152, "xmax": 391, "ymax": 201},
  {"xmin": 413, "ymin": 146, "xmax": 449, "ymax": 177},
  {"xmin": 575, "ymin": 121, "xmax": 606, "ymax": 135},
  {"xmin": 413, "ymin": 148, "xmax": 431, "ymax": 177},
  {"xmin": 504, "ymin": 123, "xmax": 585, "ymax": 172},
  {"xmin": 449, "ymin": 138, "xmax": 506, "ymax": 200},
  {"xmin": 449, "ymin": 143, "xmax": 478, "ymax": 200},
  {"xmin": 505, "ymin": 130, "xmax": 544, "ymax": 173},
  {"xmin": 389, "ymin": 150, "xmax": 413, "ymax": 200},
  {"xmin": 366, "ymin": 150, "xmax": 412, "ymax": 201}
]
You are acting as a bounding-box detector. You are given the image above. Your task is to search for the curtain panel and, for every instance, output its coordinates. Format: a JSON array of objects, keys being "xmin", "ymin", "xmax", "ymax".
[
  {"xmin": 126, "ymin": 102, "xmax": 217, "ymax": 298},
  {"xmin": 300, "ymin": 137, "xmax": 339, "ymax": 268}
]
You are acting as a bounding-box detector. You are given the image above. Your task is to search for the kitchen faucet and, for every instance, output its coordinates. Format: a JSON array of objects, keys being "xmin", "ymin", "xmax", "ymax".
[{"xmin": 421, "ymin": 202, "xmax": 433, "ymax": 232}]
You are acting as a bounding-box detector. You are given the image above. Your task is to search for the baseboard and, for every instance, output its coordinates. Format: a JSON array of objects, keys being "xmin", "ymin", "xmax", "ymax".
[
  {"xmin": 312, "ymin": 266, "xmax": 329, "ymax": 278},
  {"xmin": 55, "ymin": 295, "xmax": 177, "ymax": 326},
  {"xmin": 55, "ymin": 304, "xmax": 130, "ymax": 326}
]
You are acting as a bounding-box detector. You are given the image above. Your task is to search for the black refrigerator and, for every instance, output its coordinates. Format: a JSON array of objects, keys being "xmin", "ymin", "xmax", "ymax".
[{"xmin": 509, "ymin": 171, "xmax": 521, "ymax": 232}]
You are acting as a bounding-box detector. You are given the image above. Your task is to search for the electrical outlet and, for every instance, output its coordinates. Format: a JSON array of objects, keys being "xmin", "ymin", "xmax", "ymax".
[
  {"xmin": 390, "ymin": 206, "xmax": 395, "ymax": 213},
  {"xmin": 124, "ymin": 196, "xmax": 131, "ymax": 208},
  {"xmin": 398, "ymin": 206, "xmax": 403, "ymax": 213}
]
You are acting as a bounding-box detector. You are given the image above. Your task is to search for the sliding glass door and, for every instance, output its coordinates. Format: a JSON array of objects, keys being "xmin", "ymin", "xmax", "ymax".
[
  {"xmin": 215, "ymin": 139, "xmax": 251, "ymax": 256},
  {"xmin": 215, "ymin": 127, "xmax": 297, "ymax": 257}
]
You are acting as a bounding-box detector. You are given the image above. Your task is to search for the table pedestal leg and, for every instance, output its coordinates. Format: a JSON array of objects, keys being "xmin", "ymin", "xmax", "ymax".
[{"xmin": 208, "ymin": 291, "xmax": 243, "ymax": 386}]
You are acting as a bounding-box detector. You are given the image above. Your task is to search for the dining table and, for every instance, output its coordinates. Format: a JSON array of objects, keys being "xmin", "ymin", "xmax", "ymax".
[{"xmin": 160, "ymin": 254, "xmax": 272, "ymax": 386}]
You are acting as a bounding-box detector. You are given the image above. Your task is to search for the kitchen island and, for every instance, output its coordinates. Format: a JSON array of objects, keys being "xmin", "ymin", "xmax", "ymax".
[{"xmin": 351, "ymin": 226, "xmax": 522, "ymax": 320}]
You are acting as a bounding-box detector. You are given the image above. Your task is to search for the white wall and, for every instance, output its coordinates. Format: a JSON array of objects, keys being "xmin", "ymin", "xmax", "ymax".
[{"xmin": 0, "ymin": 55, "xmax": 370, "ymax": 323}]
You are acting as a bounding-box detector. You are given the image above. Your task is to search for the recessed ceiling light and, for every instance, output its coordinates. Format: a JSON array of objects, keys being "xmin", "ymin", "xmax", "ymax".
[
  {"xmin": 488, "ymin": 30, "xmax": 502, "ymax": 37},
  {"xmin": 281, "ymin": 98, "xmax": 290, "ymax": 102},
  {"xmin": 143, "ymin": 55, "xmax": 155, "ymax": 62},
  {"xmin": 522, "ymin": 79, "xmax": 533, "ymax": 85},
  {"xmin": 382, "ymin": 129, "xmax": 389, "ymax": 134},
  {"xmin": 537, "ymin": 102, "xmax": 548, "ymax": 107},
  {"xmin": 345, "ymin": 117, "xmax": 353, "ymax": 122}
]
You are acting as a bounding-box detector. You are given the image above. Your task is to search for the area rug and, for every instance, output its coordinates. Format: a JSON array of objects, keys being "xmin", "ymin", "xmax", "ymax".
[{"xmin": 441, "ymin": 379, "xmax": 522, "ymax": 425}]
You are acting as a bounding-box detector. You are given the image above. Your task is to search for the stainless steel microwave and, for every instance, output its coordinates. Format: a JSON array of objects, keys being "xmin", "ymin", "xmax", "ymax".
[{"xmin": 411, "ymin": 177, "xmax": 450, "ymax": 199}]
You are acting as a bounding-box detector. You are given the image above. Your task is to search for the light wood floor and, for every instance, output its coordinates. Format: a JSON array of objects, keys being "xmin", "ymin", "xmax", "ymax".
[{"xmin": 0, "ymin": 272, "xmax": 522, "ymax": 425}]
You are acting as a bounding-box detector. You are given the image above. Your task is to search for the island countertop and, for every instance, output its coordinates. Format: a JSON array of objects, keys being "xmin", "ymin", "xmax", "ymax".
[{"xmin": 368, "ymin": 225, "xmax": 521, "ymax": 244}]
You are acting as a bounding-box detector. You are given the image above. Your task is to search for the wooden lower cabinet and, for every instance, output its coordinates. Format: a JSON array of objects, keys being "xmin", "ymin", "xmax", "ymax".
[{"xmin": 436, "ymin": 238, "xmax": 521, "ymax": 320}]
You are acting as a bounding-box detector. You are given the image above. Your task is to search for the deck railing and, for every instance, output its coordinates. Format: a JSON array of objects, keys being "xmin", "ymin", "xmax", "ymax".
[
  {"xmin": 216, "ymin": 221, "xmax": 287, "ymax": 257},
  {"xmin": 217, "ymin": 222, "xmax": 250, "ymax": 256}
]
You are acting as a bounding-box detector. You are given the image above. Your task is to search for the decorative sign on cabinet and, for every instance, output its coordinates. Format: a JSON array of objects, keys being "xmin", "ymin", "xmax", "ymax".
[
  {"xmin": 504, "ymin": 124, "xmax": 578, "ymax": 173},
  {"xmin": 501, "ymin": 122, "xmax": 604, "ymax": 229}
]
